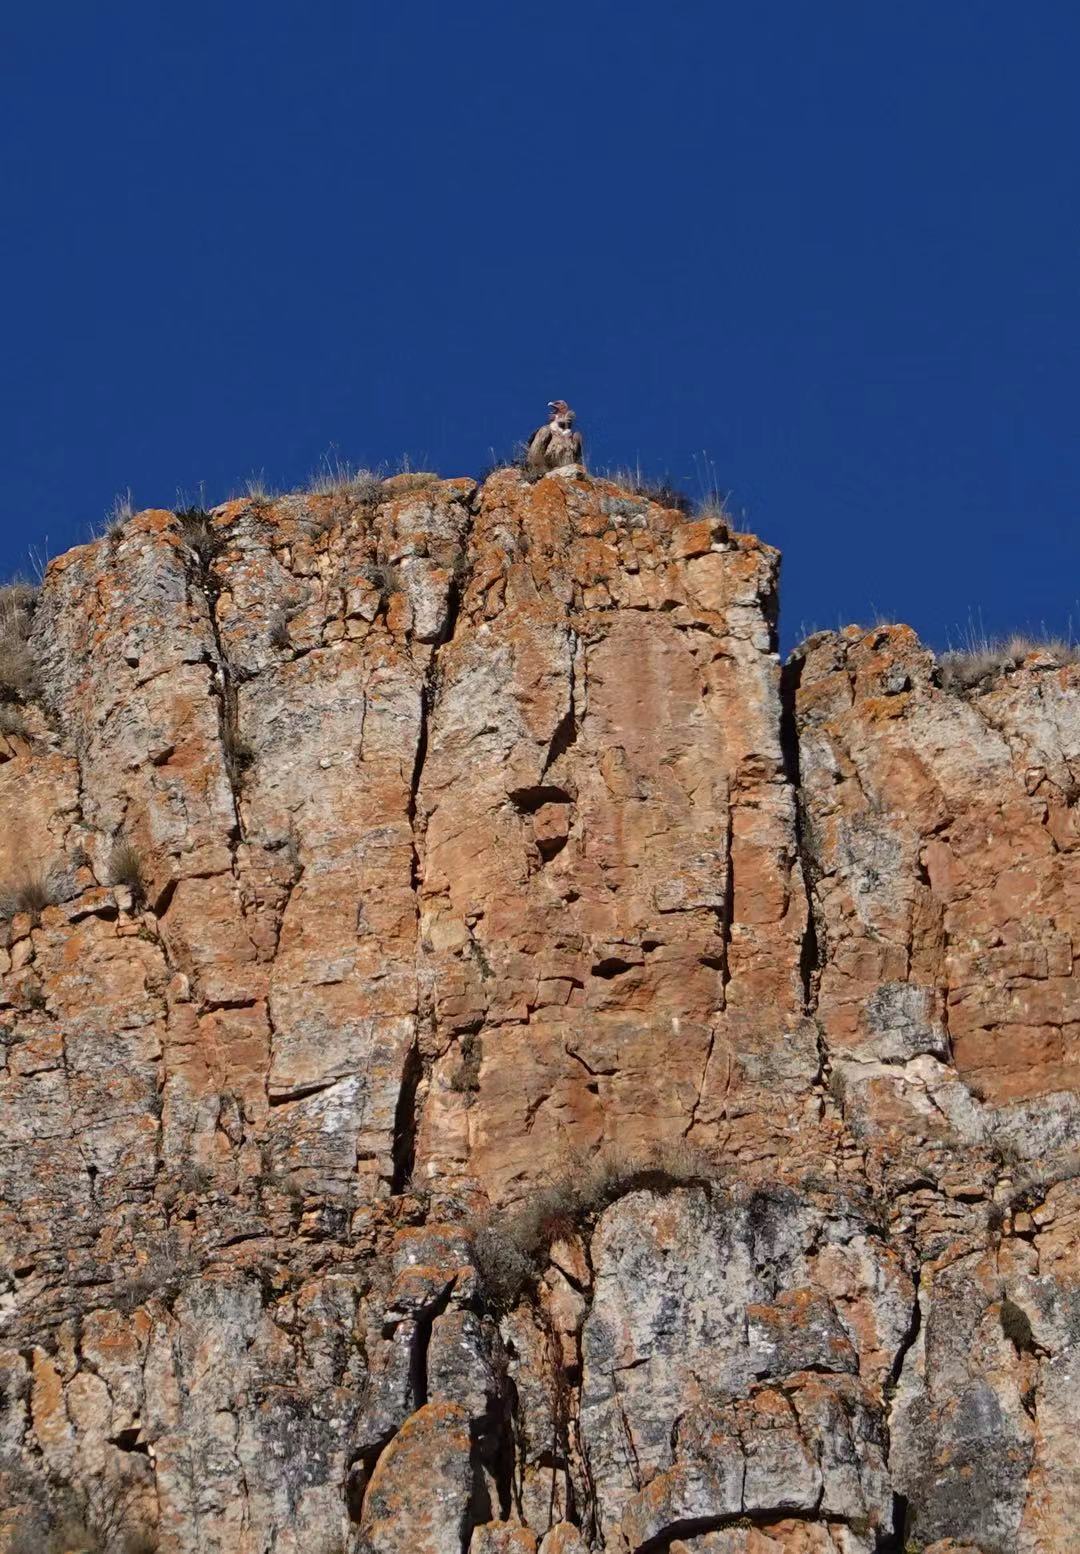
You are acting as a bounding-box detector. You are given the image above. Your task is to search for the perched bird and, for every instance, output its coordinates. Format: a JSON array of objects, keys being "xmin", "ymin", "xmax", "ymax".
[{"xmin": 525, "ymin": 400, "xmax": 584, "ymax": 475}]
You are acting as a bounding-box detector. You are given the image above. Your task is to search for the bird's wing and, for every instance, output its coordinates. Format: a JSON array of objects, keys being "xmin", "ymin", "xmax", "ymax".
[
  {"xmin": 570, "ymin": 430, "xmax": 584, "ymax": 464},
  {"xmin": 525, "ymin": 424, "xmax": 552, "ymax": 467}
]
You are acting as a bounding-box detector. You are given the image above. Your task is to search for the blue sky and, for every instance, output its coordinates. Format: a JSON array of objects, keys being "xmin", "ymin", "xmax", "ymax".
[{"xmin": 2, "ymin": 2, "xmax": 1077, "ymax": 650}]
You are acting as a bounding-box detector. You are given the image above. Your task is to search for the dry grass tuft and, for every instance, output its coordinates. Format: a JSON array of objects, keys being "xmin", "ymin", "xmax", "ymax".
[
  {"xmin": 603, "ymin": 463, "xmax": 692, "ymax": 513},
  {"xmin": 306, "ymin": 455, "xmax": 384, "ymax": 505},
  {"xmin": 107, "ymin": 839, "xmax": 146, "ymax": 903},
  {"xmin": 241, "ymin": 473, "xmax": 276, "ymax": 507},
  {"xmin": 0, "ymin": 868, "xmax": 59, "ymax": 924},
  {"xmin": 470, "ymin": 1138, "xmax": 722, "ymax": 1310},
  {"xmin": 103, "ymin": 489, "xmax": 135, "ymax": 543}
]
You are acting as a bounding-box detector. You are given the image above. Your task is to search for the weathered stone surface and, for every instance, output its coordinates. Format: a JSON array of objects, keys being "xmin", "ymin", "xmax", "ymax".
[{"xmin": 0, "ymin": 477, "xmax": 1077, "ymax": 1551}]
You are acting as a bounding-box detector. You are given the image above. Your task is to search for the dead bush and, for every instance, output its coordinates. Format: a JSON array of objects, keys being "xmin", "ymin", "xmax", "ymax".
[
  {"xmin": 8, "ymin": 1473, "xmax": 158, "ymax": 1554},
  {"xmin": 470, "ymin": 1138, "xmax": 722, "ymax": 1311}
]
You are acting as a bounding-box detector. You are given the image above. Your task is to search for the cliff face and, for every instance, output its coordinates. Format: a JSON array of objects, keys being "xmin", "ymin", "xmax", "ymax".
[{"xmin": 0, "ymin": 469, "xmax": 1076, "ymax": 1554}]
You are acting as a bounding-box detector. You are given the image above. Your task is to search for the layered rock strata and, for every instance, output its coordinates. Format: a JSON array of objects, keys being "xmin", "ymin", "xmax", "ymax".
[{"xmin": 0, "ymin": 469, "xmax": 1075, "ymax": 1553}]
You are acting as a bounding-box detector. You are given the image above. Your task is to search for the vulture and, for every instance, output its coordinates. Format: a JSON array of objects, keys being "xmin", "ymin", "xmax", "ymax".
[{"xmin": 525, "ymin": 400, "xmax": 583, "ymax": 475}]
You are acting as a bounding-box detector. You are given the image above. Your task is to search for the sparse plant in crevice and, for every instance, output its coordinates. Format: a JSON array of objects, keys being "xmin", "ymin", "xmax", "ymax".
[
  {"xmin": 175, "ymin": 506, "xmax": 226, "ymax": 566},
  {"xmin": 362, "ymin": 561, "xmax": 402, "ymax": 608},
  {"xmin": 107, "ymin": 839, "xmax": 146, "ymax": 904},
  {"xmin": 449, "ymin": 1032, "xmax": 482, "ymax": 1095},
  {"xmin": 470, "ymin": 1138, "xmax": 723, "ymax": 1312},
  {"xmin": 222, "ymin": 724, "xmax": 255, "ymax": 788},
  {"xmin": 115, "ymin": 1232, "xmax": 196, "ymax": 1314}
]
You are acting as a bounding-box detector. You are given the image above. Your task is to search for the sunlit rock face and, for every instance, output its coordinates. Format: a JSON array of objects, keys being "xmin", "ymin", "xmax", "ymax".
[{"xmin": 0, "ymin": 468, "xmax": 1076, "ymax": 1553}]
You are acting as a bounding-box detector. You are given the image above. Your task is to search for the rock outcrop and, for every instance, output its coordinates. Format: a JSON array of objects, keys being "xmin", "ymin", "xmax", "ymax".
[{"xmin": 0, "ymin": 468, "xmax": 1076, "ymax": 1552}]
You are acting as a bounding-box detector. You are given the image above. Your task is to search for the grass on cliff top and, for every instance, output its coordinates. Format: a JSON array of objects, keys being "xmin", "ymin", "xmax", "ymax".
[
  {"xmin": 470, "ymin": 1138, "xmax": 723, "ymax": 1311},
  {"xmin": 307, "ymin": 455, "xmax": 385, "ymax": 504},
  {"xmin": 939, "ymin": 625, "xmax": 1080, "ymax": 691}
]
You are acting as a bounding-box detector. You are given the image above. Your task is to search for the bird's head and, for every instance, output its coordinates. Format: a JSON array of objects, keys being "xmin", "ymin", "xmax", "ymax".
[{"xmin": 548, "ymin": 400, "xmax": 575, "ymax": 428}]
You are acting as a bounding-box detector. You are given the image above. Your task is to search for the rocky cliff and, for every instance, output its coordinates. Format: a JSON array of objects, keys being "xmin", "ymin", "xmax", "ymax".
[{"xmin": 0, "ymin": 468, "xmax": 1076, "ymax": 1554}]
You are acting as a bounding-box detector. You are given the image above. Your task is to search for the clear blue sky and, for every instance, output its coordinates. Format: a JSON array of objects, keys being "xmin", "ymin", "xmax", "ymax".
[{"xmin": 3, "ymin": 3, "xmax": 1077, "ymax": 650}]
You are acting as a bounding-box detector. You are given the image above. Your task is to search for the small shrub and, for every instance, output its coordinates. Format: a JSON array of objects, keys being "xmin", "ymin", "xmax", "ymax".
[
  {"xmin": 1000, "ymin": 1296, "xmax": 1035, "ymax": 1353},
  {"xmin": 0, "ymin": 869, "xmax": 58, "ymax": 923},
  {"xmin": 175, "ymin": 507, "xmax": 226, "ymax": 565},
  {"xmin": 0, "ymin": 704, "xmax": 29, "ymax": 737},
  {"xmin": 107, "ymin": 839, "xmax": 146, "ymax": 903}
]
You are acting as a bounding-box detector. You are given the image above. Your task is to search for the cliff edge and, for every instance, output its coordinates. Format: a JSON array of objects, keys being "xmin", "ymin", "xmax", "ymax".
[{"xmin": 0, "ymin": 467, "xmax": 1077, "ymax": 1552}]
